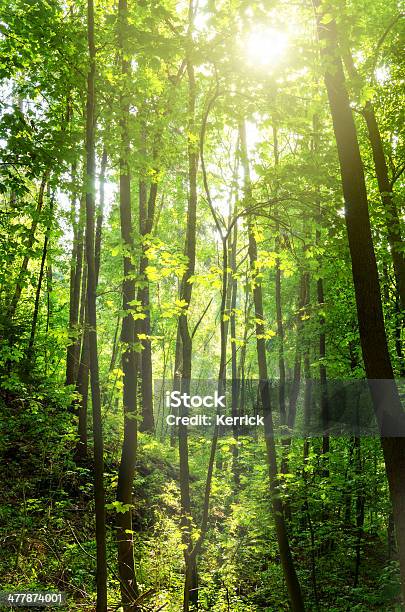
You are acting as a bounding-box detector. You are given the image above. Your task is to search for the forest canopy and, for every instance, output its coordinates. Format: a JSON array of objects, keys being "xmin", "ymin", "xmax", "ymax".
[{"xmin": 0, "ymin": 0, "xmax": 404, "ymax": 611}]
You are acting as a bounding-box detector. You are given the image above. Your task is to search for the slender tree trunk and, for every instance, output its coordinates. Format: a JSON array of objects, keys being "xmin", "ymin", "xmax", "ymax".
[
  {"xmin": 45, "ymin": 256, "xmax": 52, "ymax": 373},
  {"xmin": 342, "ymin": 50, "xmax": 405, "ymax": 309},
  {"xmin": 302, "ymin": 380, "xmax": 319, "ymax": 611},
  {"xmin": 353, "ymin": 436, "xmax": 364, "ymax": 587},
  {"xmin": 102, "ymin": 313, "xmax": 121, "ymax": 413},
  {"xmin": 76, "ymin": 334, "xmax": 89, "ymax": 460},
  {"xmin": 313, "ymin": 115, "xmax": 330, "ymax": 465},
  {"xmin": 317, "ymin": 269, "xmax": 330, "ymax": 465},
  {"xmin": 230, "ymin": 221, "xmax": 240, "ymax": 487},
  {"xmin": 178, "ymin": 47, "xmax": 199, "ymax": 611},
  {"xmin": 26, "ymin": 192, "xmax": 54, "ymax": 365},
  {"xmin": 116, "ymin": 0, "xmax": 140, "ymax": 607},
  {"xmin": 394, "ymin": 290, "xmax": 405, "ymax": 377},
  {"xmin": 316, "ymin": 9, "xmax": 405, "ymax": 602},
  {"xmin": 317, "ymin": 275, "xmax": 328, "ymax": 424},
  {"xmin": 303, "ymin": 351, "xmax": 312, "ymax": 450},
  {"xmin": 75, "ymin": 148, "xmax": 105, "ymax": 438},
  {"xmin": 7, "ymin": 171, "xmax": 49, "ymax": 320},
  {"xmin": 170, "ymin": 324, "xmax": 182, "ymax": 448},
  {"xmin": 85, "ymin": 0, "xmax": 107, "ymax": 608},
  {"xmin": 362, "ymin": 103, "xmax": 405, "ymax": 309},
  {"xmin": 275, "ymin": 232, "xmax": 286, "ymax": 422},
  {"xmin": 281, "ymin": 272, "xmax": 307, "ymax": 522},
  {"xmin": 75, "ymin": 263, "xmax": 89, "ymax": 461},
  {"xmin": 66, "ymin": 193, "xmax": 85, "ymax": 386},
  {"xmin": 138, "ymin": 177, "xmax": 157, "ymax": 433},
  {"xmin": 237, "ymin": 273, "xmax": 250, "ymax": 421},
  {"xmin": 239, "ymin": 120, "xmax": 305, "ymax": 612},
  {"xmin": 95, "ymin": 146, "xmax": 107, "ymax": 285},
  {"xmin": 343, "ymin": 438, "xmax": 354, "ymax": 526},
  {"xmin": 287, "ymin": 272, "xmax": 308, "ymax": 430},
  {"xmin": 66, "ymin": 165, "xmax": 79, "ymax": 383},
  {"xmin": 273, "ymin": 127, "xmax": 287, "ymax": 425}
]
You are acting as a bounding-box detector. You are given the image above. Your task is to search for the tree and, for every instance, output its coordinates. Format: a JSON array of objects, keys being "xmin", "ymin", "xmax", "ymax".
[
  {"xmin": 341, "ymin": 47, "xmax": 405, "ymax": 309},
  {"xmin": 315, "ymin": 4, "xmax": 405, "ymax": 600},
  {"xmin": 85, "ymin": 0, "xmax": 107, "ymax": 607},
  {"xmin": 115, "ymin": 0, "xmax": 140, "ymax": 606}
]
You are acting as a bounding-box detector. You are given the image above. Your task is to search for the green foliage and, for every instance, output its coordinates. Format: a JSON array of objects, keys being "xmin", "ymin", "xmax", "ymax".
[{"xmin": 0, "ymin": 0, "xmax": 404, "ymax": 609}]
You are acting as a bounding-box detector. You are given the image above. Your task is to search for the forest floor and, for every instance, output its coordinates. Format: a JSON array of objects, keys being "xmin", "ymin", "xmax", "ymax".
[{"xmin": 0, "ymin": 386, "xmax": 402, "ymax": 611}]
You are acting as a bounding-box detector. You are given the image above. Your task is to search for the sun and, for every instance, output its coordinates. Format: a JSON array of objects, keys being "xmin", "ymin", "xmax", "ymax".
[{"xmin": 244, "ymin": 28, "xmax": 289, "ymax": 68}]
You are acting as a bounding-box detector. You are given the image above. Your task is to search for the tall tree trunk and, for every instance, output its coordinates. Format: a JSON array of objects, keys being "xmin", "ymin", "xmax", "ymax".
[
  {"xmin": 287, "ymin": 272, "xmax": 307, "ymax": 430},
  {"xmin": 281, "ymin": 272, "xmax": 307, "ymax": 522},
  {"xmin": 66, "ymin": 193, "xmax": 85, "ymax": 386},
  {"xmin": 342, "ymin": 49, "xmax": 405, "ymax": 309},
  {"xmin": 74, "ymin": 146, "xmax": 106, "ymax": 449},
  {"xmin": 317, "ymin": 264, "xmax": 330, "ymax": 465},
  {"xmin": 275, "ymin": 231, "xmax": 286, "ymax": 422},
  {"xmin": 237, "ymin": 272, "xmax": 250, "ymax": 421},
  {"xmin": 76, "ymin": 333, "xmax": 89, "ymax": 461},
  {"xmin": 230, "ymin": 220, "xmax": 240, "ymax": 488},
  {"xmin": 116, "ymin": 0, "xmax": 140, "ymax": 607},
  {"xmin": 75, "ymin": 263, "xmax": 89, "ymax": 462},
  {"xmin": 95, "ymin": 146, "xmax": 107, "ymax": 285},
  {"xmin": 66, "ymin": 165, "xmax": 79, "ymax": 384},
  {"xmin": 178, "ymin": 40, "xmax": 199, "ymax": 610},
  {"xmin": 45, "ymin": 254, "xmax": 52, "ymax": 373},
  {"xmin": 138, "ymin": 175, "xmax": 157, "ymax": 433},
  {"xmin": 273, "ymin": 127, "xmax": 286, "ymax": 424},
  {"xmin": 394, "ymin": 289, "xmax": 405, "ymax": 377},
  {"xmin": 313, "ymin": 115, "xmax": 330, "ymax": 465},
  {"xmin": 85, "ymin": 0, "xmax": 107, "ymax": 608},
  {"xmin": 316, "ymin": 8, "xmax": 405, "ymax": 602},
  {"xmin": 239, "ymin": 120, "xmax": 305, "ymax": 612}
]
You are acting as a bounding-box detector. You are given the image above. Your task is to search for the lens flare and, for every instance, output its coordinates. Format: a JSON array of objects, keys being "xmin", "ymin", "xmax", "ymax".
[{"xmin": 244, "ymin": 28, "xmax": 288, "ymax": 67}]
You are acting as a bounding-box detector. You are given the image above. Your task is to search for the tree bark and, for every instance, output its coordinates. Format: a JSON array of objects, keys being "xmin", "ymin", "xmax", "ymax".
[
  {"xmin": 275, "ymin": 231, "xmax": 286, "ymax": 422},
  {"xmin": 66, "ymin": 193, "xmax": 85, "ymax": 387},
  {"xmin": 138, "ymin": 175, "xmax": 157, "ymax": 433},
  {"xmin": 170, "ymin": 324, "xmax": 182, "ymax": 448},
  {"xmin": 315, "ymin": 8, "xmax": 405, "ymax": 602},
  {"xmin": 75, "ymin": 151, "xmax": 106, "ymax": 438},
  {"xmin": 75, "ymin": 263, "xmax": 89, "ymax": 462},
  {"xmin": 230, "ymin": 220, "xmax": 240, "ymax": 488},
  {"xmin": 178, "ymin": 47, "xmax": 199, "ymax": 611},
  {"xmin": 85, "ymin": 0, "xmax": 107, "ymax": 608},
  {"xmin": 313, "ymin": 115, "xmax": 330, "ymax": 464},
  {"xmin": 353, "ymin": 436, "xmax": 364, "ymax": 587},
  {"xmin": 342, "ymin": 49, "xmax": 405, "ymax": 309},
  {"xmin": 95, "ymin": 146, "xmax": 107, "ymax": 285},
  {"xmin": 116, "ymin": 0, "xmax": 140, "ymax": 607},
  {"xmin": 273, "ymin": 127, "xmax": 287, "ymax": 425}
]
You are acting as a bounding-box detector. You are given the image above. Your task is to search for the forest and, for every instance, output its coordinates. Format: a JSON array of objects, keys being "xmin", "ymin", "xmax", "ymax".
[{"xmin": 0, "ymin": 0, "xmax": 404, "ymax": 610}]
